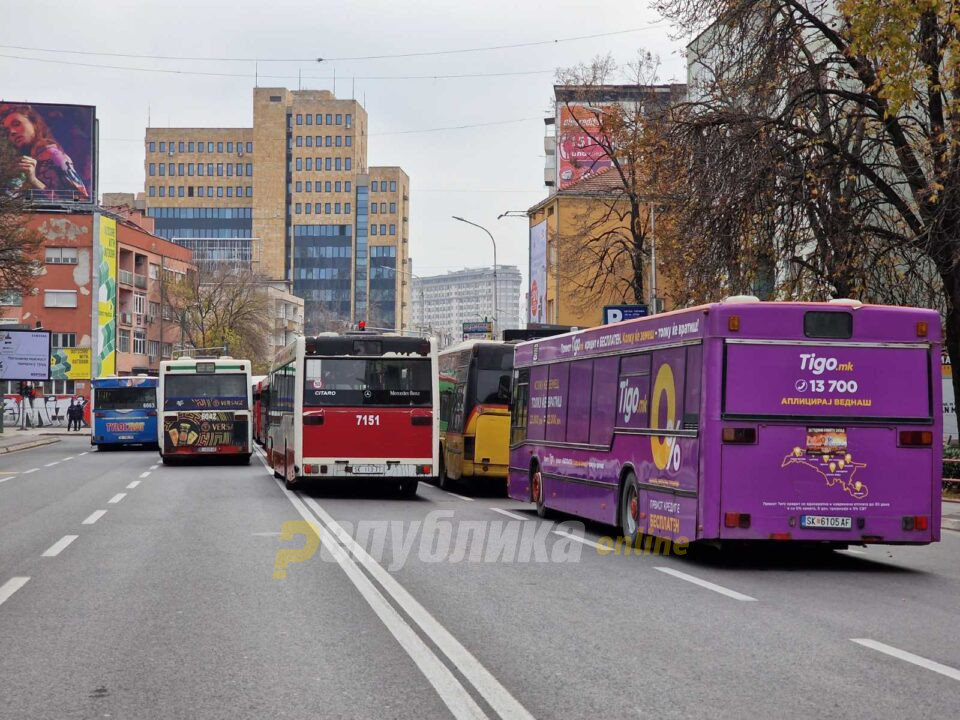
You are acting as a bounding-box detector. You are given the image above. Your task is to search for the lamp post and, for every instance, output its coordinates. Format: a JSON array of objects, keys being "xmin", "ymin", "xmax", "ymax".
[{"xmin": 452, "ymin": 216, "xmax": 498, "ymax": 338}]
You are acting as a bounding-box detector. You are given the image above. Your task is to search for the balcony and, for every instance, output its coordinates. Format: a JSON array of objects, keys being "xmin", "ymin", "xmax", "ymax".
[
  {"xmin": 119, "ymin": 312, "xmax": 133, "ymax": 326},
  {"xmin": 134, "ymin": 274, "xmax": 148, "ymax": 290},
  {"xmin": 118, "ymin": 269, "xmax": 134, "ymax": 286}
]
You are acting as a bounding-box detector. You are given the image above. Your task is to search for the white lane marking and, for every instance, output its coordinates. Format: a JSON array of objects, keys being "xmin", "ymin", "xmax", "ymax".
[
  {"xmin": 149, "ymin": 464, "xmax": 159, "ymax": 470},
  {"xmin": 299, "ymin": 492, "xmax": 535, "ymax": 720},
  {"xmin": 22, "ymin": 468, "xmax": 38, "ymax": 475},
  {"xmin": 0, "ymin": 577, "xmax": 30, "ymax": 607},
  {"xmin": 108, "ymin": 493, "xmax": 126, "ymax": 504},
  {"xmin": 443, "ymin": 490, "xmax": 474, "ymax": 502},
  {"xmin": 251, "ymin": 531, "xmax": 282, "ymax": 537},
  {"xmin": 654, "ymin": 567, "xmax": 758, "ymax": 602},
  {"xmin": 63, "ymin": 456, "xmax": 74, "ymax": 461},
  {"xmin": 139, "ymin": 472, "xmax": 150, "ymax": 479},
  {"xmin": 82, "ymin": 510, "xmax": 107, "ymax": 525},
  {"xmin": 852, "ymin": 639, "xmax": 960, "ymax": 682},
  {"xmin": 126, "ymin": 480, "xmax": 140, "ymax": 489},
  {"xmin": 278, "ymin": 484, "xmax": 489, "ymax": 720},
  {"xmin": 552, "ymin": 529, "xmax": 603, "ymax": 550},
  {"xmin": 42, "ymin": 535, "xmax": 78, "ymax": 557},
  {"xmin": 843, "ymin": 548, "xmax": 867, "ymax": 555},
  {"xmin": 490, "ymin": 507, "xmax": 529, "ymax": 522},
  {"xmin": 0, "ymin": 476, "xmax": 13, "ymax": 484},
  {"xmin": 79, "ymin": 452, "xmax": 88, "ymax": 456},
  {"xmin": 44, "ymin": 461, "xmax": 60, "ymax": 467}
]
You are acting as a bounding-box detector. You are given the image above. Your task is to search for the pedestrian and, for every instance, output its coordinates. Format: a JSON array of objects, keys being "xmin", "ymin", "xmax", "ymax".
[
  {"xmin": 67, "ymin": 399, "xmax": 81, "ymax": 431},
  {"xmin": 66, "ymin": 400, "xmax": 75, "ymax": 431}
]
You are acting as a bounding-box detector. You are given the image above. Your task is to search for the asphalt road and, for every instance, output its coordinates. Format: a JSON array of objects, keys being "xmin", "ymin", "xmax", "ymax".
[{"xmin": 1, "ymin": 436, "xmax": 958, "ymax": 719}]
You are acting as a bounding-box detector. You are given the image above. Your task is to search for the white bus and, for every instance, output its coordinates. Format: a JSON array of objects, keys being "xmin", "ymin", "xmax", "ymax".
[{"xmin": 157, "ymin": 356, "xmax": 253, "ymax": 464}]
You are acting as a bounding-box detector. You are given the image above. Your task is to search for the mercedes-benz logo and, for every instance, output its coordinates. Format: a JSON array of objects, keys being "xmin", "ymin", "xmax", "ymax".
[{"xmin": 364, "ymin": 389, "xmax": 372, "ymax": 398}]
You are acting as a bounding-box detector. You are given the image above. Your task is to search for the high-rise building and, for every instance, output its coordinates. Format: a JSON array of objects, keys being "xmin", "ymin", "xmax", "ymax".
[
  {"xmin": 411, "ymin": 266, "xmax": 523, "ymax": 347},
  {"xmin": 143, "ymin": 88, "xmax": 409, "ymax": 334}
]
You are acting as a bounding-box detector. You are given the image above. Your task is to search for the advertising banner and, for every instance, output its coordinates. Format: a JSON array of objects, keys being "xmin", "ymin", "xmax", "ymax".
[
  {"xmin": 724, "ymin": 343, "xmax": 931, "ymax": 419},
  {"xmin": 164, "ymin": 412, "xmax": 241, "ymax": 450},
  {"xmin": 462, "ymin": 321, "xmax": 493, "ymax": 340},
  {"xmin": 0, "ymin": 330, "xmax": 51, "ymax": 381},
  {"xmin": 529, "ymin": 220, "xmax": 547, "ymax": 324},
  {"xmin": 557, "ymin": 104, "xmax": 613, "ymax": 190},
  {"xmin": 96, "ymin": 215, "xmax": 117, "ymax": 377},
  {"xmin": 0, "ymin": 101, "xmax": 94, "ymax": 201},
  {"xmin": 50, "ymin": 348, "xmax": 92, "ymax": 381}
]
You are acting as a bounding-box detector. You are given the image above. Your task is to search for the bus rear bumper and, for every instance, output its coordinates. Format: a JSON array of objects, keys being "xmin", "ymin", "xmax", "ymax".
[
  {"xmin": 300, "ymin": 459, "xmax": 434, "ymax": 478},
  {"xmin": 717, "ymin": 515, "xmax": 939, "ymax": 544}
]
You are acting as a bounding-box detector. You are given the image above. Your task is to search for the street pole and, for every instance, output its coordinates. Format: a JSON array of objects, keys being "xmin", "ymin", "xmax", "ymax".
[
  {"xmin": 649, "ymin": 203, "xmax": 657, "ymax": 315},
  {"xmin": 452, "ymin": 216, "xmax": 497, "ymax": 339}
]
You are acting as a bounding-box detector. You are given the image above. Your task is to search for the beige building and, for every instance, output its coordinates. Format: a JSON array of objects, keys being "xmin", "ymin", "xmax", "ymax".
[{"xmin": 143, "ymin": 88, "xmax": 410, "ymax": 334}]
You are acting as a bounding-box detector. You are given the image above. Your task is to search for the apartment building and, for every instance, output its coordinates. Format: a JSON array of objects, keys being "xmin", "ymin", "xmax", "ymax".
[{"xmin": 143, "ymin": 88, "xmax": 410, "ymax": 334}]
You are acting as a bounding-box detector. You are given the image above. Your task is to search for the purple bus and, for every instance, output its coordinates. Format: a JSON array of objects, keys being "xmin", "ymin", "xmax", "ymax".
[{"xmin": 508, "ymin": 299, "xmax": 942, "ymax": 547}]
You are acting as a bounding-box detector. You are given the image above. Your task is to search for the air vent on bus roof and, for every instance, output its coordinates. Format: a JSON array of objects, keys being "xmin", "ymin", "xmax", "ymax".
[
  {"xmin": 828, "ymin": 298, "xmax": 863, "ymax": 308},
  {"xmin": 721, "ymin": 295, "xmax": 760, "ymax": 304}
]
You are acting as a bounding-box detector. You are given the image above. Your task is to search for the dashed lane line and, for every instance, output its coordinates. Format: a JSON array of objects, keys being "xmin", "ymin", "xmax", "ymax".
[
  {"xmin": 443, "ymin": 490, "xmax": 474, "ymax": 502},
  {"xmin": 82, "ymin": 510, "xmax": 107, "ymax": 525},
  {"xmin": 0, "ymin": 476, "xmax": 13, "ymax": 484},
  {"xmin": 78, "ymin": 452, "xmax": 88, "ymax": 456},
  {"xmin": 63, "ymin": 456, "xmax": 74, "ymax": 461},
  {"xmin": 852, "ymin": 639, "xmax": 960, "ymax": 683},
  {"xmin": 42, "ymin": 535, "xmax": 78, "ymax": 557},
  {"xmin": 22, "ymin": 468, "xmax": 38, "ymax": 475},
  {"xmin": 44, "ymin": 461, "xmax": 60, "ymax": 467},
  {"xmin": 0, "ymin": 577, "xmax": 30, "ymax": 608},
  {"xmin": 149, "ymin": 464, "xmax": 159, "ymax": 470},
  {"xmin": 654, "ymin": 567, "xmax": 757, "ymax": 602},
  {"xmin": 126, "ymin": 480, "xmax": 140, "ymax": 489},
  {"xmin": 139, "ymin": 472, "xmax": 150, "ymax": 479},
  {"xmin": 108, "ymin": 493, "xmax": 126, "ymax": 504},
  {"xmin": 489, "ymin": 508, "xmax": 529, "ymax": 522}
]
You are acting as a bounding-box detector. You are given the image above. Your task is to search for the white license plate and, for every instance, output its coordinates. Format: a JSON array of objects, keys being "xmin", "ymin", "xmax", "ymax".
[
  {"xmin": 352, "ymin": 464, "xmax": 384, "ymax": 475},
  {"xmin": 197, "ymin": 447, "xmax": 218, "ymax": 453},
  {"xmin": 118, "ymin": 435, "xmax": 134, "ymax": 440},
  {"xmin": 800, "ymin": 515, "xmax": 852, "ymax": 530}
]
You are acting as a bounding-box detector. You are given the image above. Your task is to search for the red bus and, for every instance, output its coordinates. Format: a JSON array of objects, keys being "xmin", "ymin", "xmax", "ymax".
[{"xmin": 266, "ymin": 333, "xmax": 438, "ymax": 496}]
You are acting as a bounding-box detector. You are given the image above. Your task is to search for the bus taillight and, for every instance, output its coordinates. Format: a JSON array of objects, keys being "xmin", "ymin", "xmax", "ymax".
[
  {"xmin": 904, "ymin": 515, "xmax": 929, "ymax": 531},
  {"xmin": 417, "ymin": 465, "xmax": 432, "ymax": 475},
  {"xmin": 899, "ymin": 430, "xmax": 932, "ymax": 446},
  {"xmin": 724, "ymin": 512, "xmax": 751, "ymax": 529}
]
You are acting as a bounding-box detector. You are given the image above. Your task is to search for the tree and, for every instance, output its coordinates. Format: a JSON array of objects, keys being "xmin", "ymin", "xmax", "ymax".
[
  {"xmin": 656, "ymin": 0, "xmax": 960, "ymax": 406},
  {"xmin": 0, "ymin": 136, "xmax": 43, "ymax": 295},
  {"xmin": 163, "ymin": 264, "xmax": 272, "ymax": 371},
  {"xmin": 552, "ymin": 54, "xmax": 685, "ymax": 311}
]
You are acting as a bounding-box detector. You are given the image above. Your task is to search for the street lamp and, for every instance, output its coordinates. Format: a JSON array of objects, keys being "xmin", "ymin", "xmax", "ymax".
[{"xmin": 452, "ymin": 216, "xmax": 498, "ymax": 338}]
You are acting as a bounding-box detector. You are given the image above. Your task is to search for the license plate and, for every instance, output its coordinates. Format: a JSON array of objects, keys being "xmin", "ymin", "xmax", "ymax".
[
  {"xmin": 800, "ymin": 515, "xmax": 852, "ymax": 529},
  {"xmin": 351, "ymin": 464, "xmax": 384, "ymax": 475},
  {"xmin": 197, "ymin": 447, "xmax": 218, "ymax": 453},
  {"xmin": 118, "ymin": 435, "xmax": 134, "ymax": 440}
]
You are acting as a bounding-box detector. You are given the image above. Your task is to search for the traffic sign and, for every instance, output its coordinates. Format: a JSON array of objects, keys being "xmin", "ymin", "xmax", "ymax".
[{"xmin": 602, "ymin": 305, "xmax": 649, "ymax": 325}]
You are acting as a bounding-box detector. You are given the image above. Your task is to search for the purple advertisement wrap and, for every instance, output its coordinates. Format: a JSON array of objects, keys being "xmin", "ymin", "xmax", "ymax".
[{"xmin": 724, "ymin": 343, "xmax": 931, "ymax": 419}]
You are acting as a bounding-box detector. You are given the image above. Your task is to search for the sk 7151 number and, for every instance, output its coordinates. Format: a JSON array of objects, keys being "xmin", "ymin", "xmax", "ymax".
[{"xmin": 356, "ymin": 414, "xmax": 381, "ymax": 426}]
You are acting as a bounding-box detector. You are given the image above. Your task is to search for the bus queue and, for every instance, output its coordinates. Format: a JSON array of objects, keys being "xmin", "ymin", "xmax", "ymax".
[{"xmin": 86, "ymin": 298, "xmax": 945, "ymax": 550}]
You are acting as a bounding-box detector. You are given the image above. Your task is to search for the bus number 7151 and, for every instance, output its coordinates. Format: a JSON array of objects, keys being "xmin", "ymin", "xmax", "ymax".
[{"xmin": 357, "ymin": 414, "xmax": 381, "ymax": 426}]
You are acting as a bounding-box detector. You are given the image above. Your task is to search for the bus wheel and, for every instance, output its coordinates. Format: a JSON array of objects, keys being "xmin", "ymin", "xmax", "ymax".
[
  {"xmin": 620, "ymin": 472, "xmax": 641, "ymax": 546},
  {"xmin": 533, "ymin": 468, "xmax": 549, "ymax": 518},
  {"xmin": 398, "ymin": 478, "xmax": 419, "ymax": 499}
]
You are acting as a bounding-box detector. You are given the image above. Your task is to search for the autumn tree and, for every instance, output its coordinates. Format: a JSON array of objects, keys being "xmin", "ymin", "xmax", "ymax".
[
  {"xmin": 0, "ymin": 138, "xmax": 43, "ymax": 297},
  {"xmin": 656, "ymin": 0, "xmax": 960, "ymax": 403},
  {"xmin": 552, "ymin": 53, "xmax": 686, "ymax": 312},
  {"xmin": 163, "ymin": 263, "xmax": 273, "ymax": 370}
]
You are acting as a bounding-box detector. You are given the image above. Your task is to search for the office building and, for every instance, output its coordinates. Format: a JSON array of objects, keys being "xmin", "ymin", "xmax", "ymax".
[
  {"xmin": 411, "ymin": 266, "xmax": 523, "ymax": 347},
  {"xmin": 143, "ymin": 88, "xmax": 410, "ymax": 334}
]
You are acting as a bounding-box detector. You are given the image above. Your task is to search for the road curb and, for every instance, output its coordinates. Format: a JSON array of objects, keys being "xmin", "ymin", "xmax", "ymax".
[{"xmin": 0, "ymin": 437, "xmax": 60, "ymax": 454}]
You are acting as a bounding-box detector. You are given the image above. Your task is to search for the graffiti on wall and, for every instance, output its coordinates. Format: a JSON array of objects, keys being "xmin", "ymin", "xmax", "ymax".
[{"xmin": 2, "ymin": 394, "xmax": 90, "ymax": 428}]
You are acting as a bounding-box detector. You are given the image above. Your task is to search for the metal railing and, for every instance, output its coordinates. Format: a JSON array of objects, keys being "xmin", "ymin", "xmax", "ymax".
[{"xmin": 118, "ymin": 270, "xmax": 134, "ymax": 286}]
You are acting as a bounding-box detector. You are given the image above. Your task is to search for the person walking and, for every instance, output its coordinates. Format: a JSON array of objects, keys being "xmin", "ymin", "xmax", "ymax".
[{"xmin": 67, "ymin": 400, "xmax": 81, "ymax": 431}]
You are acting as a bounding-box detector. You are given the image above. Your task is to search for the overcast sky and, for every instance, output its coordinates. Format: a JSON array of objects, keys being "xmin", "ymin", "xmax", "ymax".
[{"xmin": 0, "ymin": 0, "xmax": 688, "ymax": 283}]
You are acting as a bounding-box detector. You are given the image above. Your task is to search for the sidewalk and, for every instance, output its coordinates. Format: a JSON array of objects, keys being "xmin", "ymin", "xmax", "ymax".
[
  {"xmin": 0, "ymin": 426, "xmax": 89, "ymax": 454},
  {"xmin": 944, "ymin": 500, "xmax": 960, "ymax": 533}
]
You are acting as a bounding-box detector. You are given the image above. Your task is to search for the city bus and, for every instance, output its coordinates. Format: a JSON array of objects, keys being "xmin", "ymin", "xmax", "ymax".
[
  {"xmin": 253, "ymin": 376, "xmax": 270, "ymax": 446},
  {"xmin": 91, "ymin": 376, "xmax": 158, "ymax": 449},
  {"xmin": 267, "ymin": 333, "xmax": 438, "ymax": 496},
  {"xmin": 157, "ymin": 356, "xmax": 253, "ymax": 464},
  {"xmin": 438, "ymin": 341, "xmax": 513, "ymax": 491},
  {"xmin": 508, "ymin": 299, "xmax": 943, "ymax": 548}
]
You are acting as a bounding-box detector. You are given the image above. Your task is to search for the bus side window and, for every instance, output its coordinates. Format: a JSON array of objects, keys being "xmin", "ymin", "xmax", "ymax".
[
  {"xmin": 545, "ymin": 363, "xmax": 569, "ymax": 442},
  {"xmin": 589, "ymin": 357, "xmax": 618, "ymax": 445},
  {"xmin": 566, "ymin": 360, "xmax": 593, "ymax": 444},
  {"xmin": 650, "ymin": 347, "xmax": 686, "ymax": 431},
  {"xmin": 510, "ymin": 368, "xmax": 529, "ymax": 445},
  {"xmin": 527, "ymin": 365, "xmax": 548, "ymax": 441},
  {"xmin": 684, "ymin": 345, "xmax": 702, "ymax": 430}
]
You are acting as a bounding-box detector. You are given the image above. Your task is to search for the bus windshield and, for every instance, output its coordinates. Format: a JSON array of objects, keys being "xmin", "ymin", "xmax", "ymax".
[
  {"xmin": 95, "ymin": 387, "xmax": 156, "ymax": 410},
  {"xmin": 163, "ymin": 373, "xmax": 249, "ymax": 410},
  {"xmin": 474, "ymin": 346, "xmax": 513, "ymax": 405},
  {"xmin": 304, "ymin": 357, "xmax": 432, "ymax": 406}
]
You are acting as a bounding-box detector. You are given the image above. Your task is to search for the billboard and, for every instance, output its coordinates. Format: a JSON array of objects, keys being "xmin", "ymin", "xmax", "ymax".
[
  {"xmin": 529, "ymin": 221, "xmax": 547, "ymax": 324},
  {"xmin": 557, "ymin": 104, "xmax": 613, "ymax": 190},
  {"xmin": 0, "ymin": 330, "xmax": 51, "ymax": 381},
  {"xmin": 462, "ymin": 321, "xmax": 493, "ymax": 341},
  {"xmin": 0, "ymin": 101, "xmax": 94, "ymax": 202},
  {"xmin": 95, "ymin": 215, "xmax": 117, "ymax": 376},
  {"xmin": 50, "ymin": 348, "xmax": 92, "ymax": 381}
]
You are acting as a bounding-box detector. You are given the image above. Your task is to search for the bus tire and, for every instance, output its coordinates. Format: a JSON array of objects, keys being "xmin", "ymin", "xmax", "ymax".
[
  {"xmin": 398, "ymin": 478, "xmax": 419, "ymax": 499},
  {"xmin": 532, "ymin": 467, "xmax": 549, "ymax": 518},
  {"xmin": 619, "ymin": 471, "xmax": 641, "ymax": 546}
]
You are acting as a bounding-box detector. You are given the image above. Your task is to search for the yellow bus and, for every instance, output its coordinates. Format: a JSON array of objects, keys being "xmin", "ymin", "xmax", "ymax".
[{"xmin": 437, "ymin": 341, "xmax": 513, "ymax": 491}]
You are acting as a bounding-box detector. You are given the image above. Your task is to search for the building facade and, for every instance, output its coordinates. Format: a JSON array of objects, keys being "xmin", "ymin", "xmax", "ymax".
[
  {"xmin": 411, "ymin": 266, "xmax": 523, "ymax": 347},
  {"xmin": 143, "ymin": 88, "xmax": 410, "ymax": 334}
]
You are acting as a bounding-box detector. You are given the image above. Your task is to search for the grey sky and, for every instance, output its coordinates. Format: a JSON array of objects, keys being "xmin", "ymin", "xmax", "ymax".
[{"xmin": 0, "ymin": 0, "xmax": 687, "ymax": 285}]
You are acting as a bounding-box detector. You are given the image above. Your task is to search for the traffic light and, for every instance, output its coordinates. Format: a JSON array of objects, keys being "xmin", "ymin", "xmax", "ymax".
[{"xmin": 358, "ymin": 321, "xmax": 366, "ymax": 331}]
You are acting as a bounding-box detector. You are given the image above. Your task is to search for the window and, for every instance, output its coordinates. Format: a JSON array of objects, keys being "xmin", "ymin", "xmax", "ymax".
[
  {"xmin": 325, "ymin": 181, "xmax": 332, "ymax": 192},
  {"xmin": 296, "ymin": 114, "xmax": 303, "ymax": 125},
  {"xmin": 188, "ymin": 186, "xmax": 194, "ymax": 197},
  {"xmin": 149, "ymin": 263, "xmax": 160, "ymax": 280},
  {"xmin": 208, "ymin": 186, "xmax": 214, "ymax": 196},
  {"xmin": 198, "ymin": 142, "xmax": 204, "ymax": 153},
  {"xmin": 217, "ymin": 142, "xmax": 224, "ymax": 153},
  {"xmin": 335, "ymin": 203, "xmax": 341, "ymax": 214},
  {"xmin": 296, "ymin": 136, "xmax": 303, "ymax": 147},
  {"xmin": 0, "ymin": 291, "xmax": 23, "ymax": 306},
  {"xmin": 198, "ymin": 186, "xmax": 205, "ymax": 197},
  {"xmin": 315, "ymin": 203, "xmax": 322, "ymax": 214},
  {"xmin": 149, "ymin": 186, "xmax": 156, "ymax": 197},
  {"xmin": 305, "ymin": 158, "xmax": 312, "ymax": 171},
  {"xmin": 510, "ymin": 368, "xmax": 529, "ymax": 445},
  {"xmin": 207, "ymin": 163, "xmax": 214, "ymax": 176},
  {"xmin": 148, "ymin": 340, "xmax": 160, "ymax": 359},
  {"xmin": 217, "ymin": 186, "xmax": 224, "ymax": 197},
  {"xmin": 226, "ymin": 187, "xmax": 233, "ymax": 197},
  {"xmin": 217, "ymin": 163, "xmax": 224, "ymax": 176},
  {"xmin": 345, "ymin": 202, "xmax": 351, "ymax": 213},
  {"xmin": 178, "ymin": 163, "xmax": 184, "ymax": 175},
  {"xmin": 235, "ymin": 163, "xmax": 242, "ymax": 176},
  {"xmin": 325, "ymin": 114, "xmax": 332, "ymax": 125},
  {"xmin": 188, "ymin": 164, "xmax": 194, "ymax": 176},
  {"xmin": 168, "ymin": 163, "xmax": 174, "ymax": 175},
  {"xmin": 325, "ymin": 203, "xmax": 331, "ymax": 214},
  {"xmin": 178, "ymin": 186, "xmax": 185, "ymax": 197},
  {"xmin": 246, "ymin": 163, "xmax": 252, "ymax": 176},
  {"xmin": 159, "ymin": 141, "xmax": 166, "ymax": 152},
  {"xmin": 158, "ymin": 164, "xmax": 165, "ymax": 177},
  {"xmin": 371, "ymin": 203, "xmax": 378, "ymax": 214},
  {"xmin": 50, "ymin": 332, "xmax": 76, "ymax": 349},
  {"xmin": 305, "ymin": 203, "xmax": 312, "ymax": 214},
  {"xmin": 306, "ymin": 136, "xmax": 313, "ymax": 147},
  {"xmin": 345, "ymin": 181, "xmax": 351, "ymax": 192},
  {"xmin": 325, "ymin": 158, "xmax": 332, "ymax": 170},
  {"xmin": 149, "ymin": 141, "xmax": 156, "ymax": 152},
  {"xmin": 345, "ymin": 135, "xmax": 352, "ymax": 147},
  {"xmin": 295, "ymin": 203, "xmax": 302, "ymax": 214},
  {"xmin": 168, "ymin": 185, "xmax": 174, "ymax": 196},
  {"xmin": 306, "ymin": 181, "xmax": 312, "ymax": 192},
  {"xmin": 296, "ymin": 181, "xmax": 302, "ymax": 192},
  {"xmin": 305, "ymin": 114, "xmax": 312, "ymax": 126},
  {"xmin": 227, "ymin": 142, "xmax": 234, "ymax": 153},
  {"xmin": 178, "ymin": 142, "xmax": 185, "ymax": 153},
  {"xmin": 149, "ymin": 163, "xmax": 156, "ymax": 176},
  {"xmin": 159, "ymin": 186, "xmax": 166, "ymax": 197},
  {"xmin": 296, "ymin": 157, "xmax": 303, "ymax": 171},
  {"xmin": 208, "ymin": 141, "xmax": 214, "ymax": 152},
  {"xmin": 371, "ymin": 181, "xmax": 378, "ymax": 192},
  {"xmin": 227, "ymin": 164, "xmax": 233, "ymax": 177},
  {"xmin": 133, "ymin": 330, "xmax": 146, "ymax": 355},
  {"xmin": 380, "ymin": 224, "xmax": 387, "ymax": 235},
  {"xmin": 390, "ymin": 202, "xmax": 396, "ymax": 213},
  {"xmin": 380, "ymin": 203, "xmax": 386, "ymax": 213},
  {"xmin": 188, "ymin": 141, "xmax": 195, "ymax": 152},
  {"xmin": 245, "ymin": 186, "xmax": 253, "ymax": 197},
  {"xmin": 346, "ymin": 113, "xmax": 352, "ymax": 128},
  {"xmin": 390, "ymin": 224, "xmax": 396, "ymax": 235},
  {"xmin": 390, "ymin": 181, "xmax": 397, "ymax": 192},
  {"xmin": 316, "ymin": 114, "xmax": 322, "ymax": 125},
  {"xmin": 44, "ymin": 290, "xmax": 77, "ymax": 308},
  {"xmin": 335, "ymin": 136, "xmax": 342, "ymax": 147},
  {"xmin": 345, "ymin": 157, "xmax": 352, "ymax": 171},
  {"xmin": 336, "ymin": 114, "xmax": 342, "ymax": 125},
  {"xmin": 335, "ymin": 158, "xmax": 342, "ymax": 170},
  {"xmin": 334, "ymin": 181, "xmax": 341, "ymax": 192},
  {"xmin": 371, "ymin": 224, "xmax": 377, "ymax": 236},
  {"xmin": 197, "ymin": 164, "xmax": 204, "ymax": 176},
  {"xmin": 323, "ymin": 136, "xmax": 330, "ymax": 147},
  {"xmin": 134, "ymin": 293, "xmax": 146, "ymax": 316},
  {"xmin": 246, "ymin": 142, "xmax": 253, "ymax": 153},
  {"xmin": 118, "ymin": 329, "xmax": 130, "ymax": 353}
]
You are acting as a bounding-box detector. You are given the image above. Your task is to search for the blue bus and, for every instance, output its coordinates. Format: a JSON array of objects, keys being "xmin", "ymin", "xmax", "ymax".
[{"xmin": 91, "ymin": 376, "xmax": 159, "ymax": 449}]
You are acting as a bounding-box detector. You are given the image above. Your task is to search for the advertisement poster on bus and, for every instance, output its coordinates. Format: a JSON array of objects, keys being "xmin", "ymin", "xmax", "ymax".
[
  {"xmin": 0, "ymin": 101, "xmax": 94, "ymax": 201},
  {"xmin": 0, "ymin": 330, "xmax": 51, "ymax": 381},
  {"xmin": 556, "ymin": 103, "xmax": 613, "ymax": 190},
  {"xmin": 529, "ymin": 221, "xmax": 547, "ymax": 324},
  {"xmin": 50, "ymin": 347, "xmax": 91, "ymax": 381},
  {"xmin": 95, "ymin": 214, "xmax": 116, "ymax": 377},
  {"xmin": 164, "ymin": 412, "xmax": 238, "ymax": 449}
]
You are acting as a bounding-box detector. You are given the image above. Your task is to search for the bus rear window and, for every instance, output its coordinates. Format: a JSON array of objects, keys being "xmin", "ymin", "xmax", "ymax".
[
  {"xmin": 305, "ymin": 358, "xmax": 431, "ymax": 406},
  {"xmin": 164, "ymin": 374, "xmax": 248, "ymax": 410},
  {"xmin": 95, "ymin": 387, "xmax": 156, "ymax": 410},
  {"xmin": 804, "ymin": 312, "xmax": 852, "ymax": 339}
]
